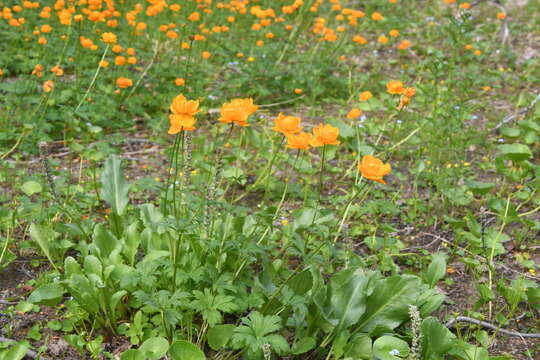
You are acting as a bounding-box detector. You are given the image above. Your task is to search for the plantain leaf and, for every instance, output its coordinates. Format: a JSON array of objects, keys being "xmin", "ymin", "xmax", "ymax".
[
  {"xmin": 169, "ymin": 340, "xmax": 206, "ymax": 360},
  {"xmin": 100, "ymin": 154, "xmax": 130, "ymax": 215},
  {"xmin": 356, "ymin": 275, "xmax": 423, "ymax": 332}
]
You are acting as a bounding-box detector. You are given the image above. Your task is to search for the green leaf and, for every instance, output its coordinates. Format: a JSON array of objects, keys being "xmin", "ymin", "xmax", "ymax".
[
  {"xmin": 207, "ymin": 324, "xmax": 235, "ymax": 350},
  {"xmin": 28, "ymin": 283, "xmax": 64, "ymax": 306},
  {"xmin": 422, "ymin": 253, "xmax": 447, "ymax": 288},
  {"xmin": 421, "ymin": 317, "xmax": 455, "ymax": 359},
  {"xmin": 288, "ymin": 269, "xmax": 313, "ymax": 296},
  {"xmin": 291, "ymin": 337, "xmax": 316, "ymax": 355},
  {"xmin": 29, "ymin": 223, "xmax": 56, "ymax": 269},
  {"xmin": 92, "ymin": 224, "xmax": 120, "ymax": 260},
  {"xmin": 372, "ymin": 336, "xmax": 409, "ymax": 360},
  {"xmin": 21, "ymin": 181, "xmax": 42, "ymax": 196},
  {"xmin": 317, "ymin": 268, "xmax": 374, "ymax": 331},
  {"xmin": 139, "ymin": 337, "xmax": 169, "ymax": 360},
  {"xmin": 123, "ymin": 222, "xmax": 141, "ymax": 266},
  {"xmin": 169, "ymin": 340, "xmax": 206, "ymax": 360},
  {"xmin": 344, "ymin": 334, "xmax": 372, "ymax": 359},
  {"xmin": 1, "ymin": 343, "xmax": 29, "ymax": 360},
  {"xmin": 497, "ymin": 144, "xmax": 532, "ymax": 161},
  {"xmin": 357, "ymin": 275, "xmax": 423, "ymax": 332},
  {"xmin": 100, "ymin": 154, "xmax": 130, "ymax": 215},
  {"xmin": 120, "ymin": 349, "xmax": 145, "ymax": 360},
  {"xmin": 464, "ymin": 180, "xmax": 495, "ymax": 195}
]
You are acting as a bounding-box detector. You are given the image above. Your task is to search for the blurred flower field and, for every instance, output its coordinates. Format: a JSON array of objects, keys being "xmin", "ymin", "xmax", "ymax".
[{"xmin": 0, "ymin": 0, "xmax": 539, "ymax": 359}]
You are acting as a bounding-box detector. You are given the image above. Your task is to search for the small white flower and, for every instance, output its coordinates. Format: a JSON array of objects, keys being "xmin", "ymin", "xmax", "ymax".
[{"xmin": 389, "ymin": 349, "xmax": 400, "ymax": 356}]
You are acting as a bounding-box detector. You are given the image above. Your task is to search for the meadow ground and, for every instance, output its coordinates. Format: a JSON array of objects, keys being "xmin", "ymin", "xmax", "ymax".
[{"xmin": 0, "ymin": 0, "xmax": 539, "ymax": 359}]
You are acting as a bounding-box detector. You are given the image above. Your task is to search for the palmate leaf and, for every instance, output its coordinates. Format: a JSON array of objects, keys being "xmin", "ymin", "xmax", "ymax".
[
  {"xmin": 231, "ymin": 312, "xmax": 289, "ymax": 355},
  {"xmin": 190, "ymin": 289, "xmax": 238, "ymax": 327},
  {"xmin": 100, "ymin": 154, "xmax": 130, "ymax": 216}
]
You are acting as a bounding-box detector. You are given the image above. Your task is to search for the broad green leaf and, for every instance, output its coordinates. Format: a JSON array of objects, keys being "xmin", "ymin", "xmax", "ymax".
[
  {"xmin": 1, "ymin": 343, "xmax": 29, "ymax": 360},
  {"xmin": 317, "ymin": 268, "xmax": 374, "ymax": 331},
  {"xmin": 421, "ymin": 317, "xmax": 455, "ymax": 359},
  {"xmin": 100, "ymin": 154, "xmax": 130, "ymax": 215},
  {"xmin": 207, "ymin": 324, "xmax": 235, "ymax": 350},
  {"xmin": 21, "ymin": 181, "xmax": 42, "ymax": 196},
  {"xmin": 344, "ymin": 334, "xmax": 372, "ymax": 359},
  {"xmin": 28, "ymin": 283, "xmax": 64, "ymax": 306},
  {"xmin": 123, "ymin": 222, "xmax": 141, "ymax": 266},
  {"xmin": 373, "ymin": 336, "xmax": 409, "ymax": 360},
  {"xmin": 357, "ymin": 275, "xmax": 422, "ymax": 332},
  {"xmin": 497, "ymin": 144, "xmax": 532, "ymax": 161},
  {"xmin": 120, "ymin": 349, "xmax": 145, "ymax": 360},
  {"xmin": 29, "ymin": 223, "xmax": 56, "ymax": 268},
  {"xmin": 92, "ymin": 224, "xmax": 120, "ymax": 260},
  {"xmin": 422, "ymin": 253, "xmax": 447, "ymax": 288},
  {"xmin": 169, "ymin": 340, "xmax": 206, "ymax": 360},
  {"xmin": 291, "ymin": 337, "xmax": 316, "ymax": 355},
  {"xmin": 465, "ymin": 180, "xmax": 495, "ymax": 195},
  {"xmin": 448, "ymin": 341, "xmax": 489, "ymax": 360},
  {"xmin": 139, "ymin": 337, "xmax": 169, "ymax": 360},
  {"xmin": 288, "ymin": 269, "xmax": 313, "ymax": 296}
]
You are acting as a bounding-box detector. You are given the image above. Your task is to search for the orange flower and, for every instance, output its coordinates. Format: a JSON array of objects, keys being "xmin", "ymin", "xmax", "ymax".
[
  {"xmin": 102, "ymin": 32, "xmax": 117, "ymax": 44},
  {"xmin": 175, "ymin": 78, "xmax": 185, "ymax": 86},
  {"xmin": 371, "ymin": 12, "xmax": 383, "ymax": 21},
  {"xmin": 294, "ymin": 88, "xmax": 303, "ymax": 95},
  {"xmin": 359, "ymin": 91, "xmax": 372, "ymax": 101},
  {"xmin": 273, "ymin": 113, "xmax": 302, "ymax": 135},
  {"xmin": 218, "ymin": 98, "xmax": 258, "ymax": 126},
  {"xmin": 43, "ymin": 80, "xmax": 54, "ymax": 93},
  {"xmin": 497, "ymin": 12, "xmax": 506, "ymax": 20},
  {"xmin": 0, "ymin": 69, "xmax": 3, "ymax": 77},
  {"xmin": 459, "ymin": 2, "xmax": 471, "ymax": 9},
  {"xmin": 170, "ymin": 94, "xmax": 200, "ymax": 116},
  {"xmin": 403, "ymin": 87, "xmax": 416, "ymax": 97},
  {"xmin": 397, "ymin": 40, "xmax": 411, "ymax": 50},
  {"xmin": 286, "ymin": 132, "xmax": 312, "ymax": 150},
  {"xmin": 389, "ymin": 29, "xmax": 399, "ymax": 37},
  {"xmin": 358, "ymin": 155, "xmax": 391, "ymax": 184},
  {"xmin": 116, "ymin": 77, "xmax": 133, "ymax": 88},
  {"xmin": 387, "ymin": 80, "xmax": 405, "ymax": 94},
  {"xmin": 168, "ymin": 114, "xmax": 196, "ymax": 134},
  {"xmin": 347, "ymin": 108, "xmax": 362, "ymax": 119},
  {"xmin": 202, "ymin": 51, "xmax": 211, "ymax": 59},
  {"xmin": 310, "ymin": 124, "xmax": 340, "ymax": 147}
]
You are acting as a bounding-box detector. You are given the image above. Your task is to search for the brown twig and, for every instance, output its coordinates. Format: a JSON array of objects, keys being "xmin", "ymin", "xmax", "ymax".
[{"xmin": 446, "ymin": 316, "xmax": 540, "ymax": 338}]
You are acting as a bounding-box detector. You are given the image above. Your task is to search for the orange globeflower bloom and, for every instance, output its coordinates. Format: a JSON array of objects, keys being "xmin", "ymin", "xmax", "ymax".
[
  {"xmin": 397, "ymin": 40, "xmax": 411, "ymax": 50},
  {"xmin": 389, "ymin": 29, "xmax": 399, "ymax": 37},
  {"xmin": 286, "ymin": 132, "xmax": 312, "ymax": 150},
  {"xmin": 116, "ymin": 77, "xmax": 133, "ymax": 88},
  {"xmin": 168, "ymin": 114, "xmax": 196, "ymax": 134},
  {"xmin": 175, "ymin": 78, "xmax": 185, "ymax": 86},
  {"xmin": 371, "ymin": 12, "xmax": 383, "ymax": 21},
  {"xmin": 358, "ymin": 155, "xmax": 391, "ymax": 184},
  {"xmin": 170, "ymin": 94, "xmax": 200, "ymax": 117},
  {"xmin": 459, "ymin": 2, "xmax": 471, "ymax": 9},
  {"xmin": 347, "ymin": 108, "xmax": 362, "ymax": 119},
  {"xmin": 43, "ymin": 80, "xmax": 54, "ymax": 93},
  {"xmin": 102, "ymin": 32, "xmax": 117, "ymax": 44},
  {"xmin": 218, "ymin": 98, "xmax": 258, "ymax": 127},
  {"xmin": 202, "ymin": 51, "xmax": 211, "ymax": 59},
  {"xmin": 359, "ymin": 91, "xmax": 372, "ymax": 101},
  {"xmin": 497, "ymin": 12, "xmax": 506, "ymax": 20},
  {"xmin": 0, "ymin": 69, "xmax": 3, "ymax": 76},
  {"xmin": 273, "ymin": 113, "xmax": 302, "ymax": 136},
  {"xmin": 294, "ymin": 88, "xmax": 303, "ymax": 95},
  {"xmin": 387, "ymin": 80, "xmax": 405, "ymax": 94},
  {"xmin": 404, "ymin": 87, "xmax": 416, "ymax": 97},
  {"xmin": 310, "ymin": 124, "xmax": 340, "ymax": 147}
]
